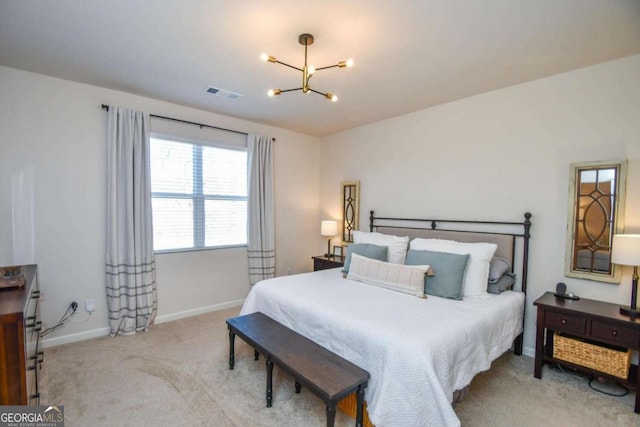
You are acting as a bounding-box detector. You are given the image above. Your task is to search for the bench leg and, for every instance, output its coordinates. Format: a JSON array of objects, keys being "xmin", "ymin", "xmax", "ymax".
[
  {"xmin": 228, "ymin": 329, "xmax": 235, "ymax": 370},
  {"xmin": 325, "ymin": 405, "xmax": 336, "ymax": 427},
  {"xmin": 266, "ymin": 356, "xmax": 273, "ymax": 408},
  {"xmin": 356, "ymin": 385, "xmax": 365, "ymax": 427},
  {"xmin": 254, "ymin": 349, "xmax": 260, "ymax": 360},
  {"xmin": 295, "ymin": 381, "xmax": 301, "ymax": 393}
]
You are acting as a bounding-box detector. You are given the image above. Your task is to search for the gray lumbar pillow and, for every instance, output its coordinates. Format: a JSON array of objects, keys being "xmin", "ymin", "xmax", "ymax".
[
  {"xmin": 405, "ymin": 249, "xmax": 470, "ymax": 300},
  {"xmin": 341, "ymin": 243, "xmax": 388, "ymax": 274},
  {"xmin": 487, "ymin": 272, "xmax": 516, "ymax": 294},
  {"xmin": 488, "ymin": 257, "xmax": 512, "ymax": 283}
]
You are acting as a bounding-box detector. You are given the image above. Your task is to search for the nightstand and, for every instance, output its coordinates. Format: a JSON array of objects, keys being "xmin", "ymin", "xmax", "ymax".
[
  {"xmin": 312, "ymin": 255, "xmax": 344, "ymax": 271},
  {"xmin": 533, "ymin": 291, "xmax": 640, "ymax": 413}
]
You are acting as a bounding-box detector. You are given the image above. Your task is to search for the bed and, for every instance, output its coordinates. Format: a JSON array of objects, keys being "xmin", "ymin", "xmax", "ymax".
[{"xmin": 240, "ymin": 211, "xmax": 532, "ymax": 427}]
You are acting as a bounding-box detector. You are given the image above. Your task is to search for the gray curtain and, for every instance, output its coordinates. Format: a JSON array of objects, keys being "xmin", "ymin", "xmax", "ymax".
[
  {"xmin": 105, "ymin": 106, "xmax": 157, "ymax": 336},
  {"xmin": 247, "ymin": 134, "xmax": 275, "ymax": 285}
]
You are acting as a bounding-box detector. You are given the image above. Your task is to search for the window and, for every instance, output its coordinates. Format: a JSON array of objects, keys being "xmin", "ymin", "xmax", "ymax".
[{"xmin": 150, "ymin": 135, "xmax": 248, "ymax": 252}]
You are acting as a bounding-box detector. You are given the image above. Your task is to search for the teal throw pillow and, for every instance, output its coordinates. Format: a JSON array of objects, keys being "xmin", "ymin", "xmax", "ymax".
[
  {"xmin": 405, "ymin": 249, "xmax": 470, "ymax": 300},
  {"xmin": 342, "ymin": 244, "xmax": 388, "ymax": 274}
]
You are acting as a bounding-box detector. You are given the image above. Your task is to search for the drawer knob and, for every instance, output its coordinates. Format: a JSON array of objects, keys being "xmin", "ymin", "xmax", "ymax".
[
  {"xmin": 561, "ymin": 319, "xmax": 567, "ymax": 324},
  {"xmin": 611, "ymin": 330, "xmax": 617, "ymax": 336}
]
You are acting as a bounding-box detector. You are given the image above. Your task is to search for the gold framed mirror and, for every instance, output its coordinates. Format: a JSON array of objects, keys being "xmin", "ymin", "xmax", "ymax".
[{"xmin": 565, "ymin": 160, "xmax": 627, "ymax": 283}]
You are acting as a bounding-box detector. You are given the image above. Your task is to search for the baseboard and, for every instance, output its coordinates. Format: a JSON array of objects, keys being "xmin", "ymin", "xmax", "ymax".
[
  {"xmin": 41, "ymin": 299, "xmax": 245, "ymax": 348},
  {"xmin": 155, "ymin": 299, "xmax": 244, "ymax": 324},
  {"xmin": 41, "ymin": 326, "xmax": 111, "ymax": 349},
  {"xmin": 522, "ymin": 345, "xmax": 535, "ymax": 358}
]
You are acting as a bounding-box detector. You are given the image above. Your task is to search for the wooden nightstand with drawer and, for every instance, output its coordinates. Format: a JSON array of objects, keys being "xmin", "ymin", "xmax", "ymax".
[
  {"xmin": 533, "ymin": 291, "xmax": 640, "ymax": 414},
  {"xmin": 312, "ymin": 255, "xmax": 344, "ymax": 271}
]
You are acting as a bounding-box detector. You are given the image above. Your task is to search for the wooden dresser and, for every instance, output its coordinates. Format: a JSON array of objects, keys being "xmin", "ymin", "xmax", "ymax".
[{"xmin": 0, "ymin": 264, "xmax": 42, "ymax": 405}]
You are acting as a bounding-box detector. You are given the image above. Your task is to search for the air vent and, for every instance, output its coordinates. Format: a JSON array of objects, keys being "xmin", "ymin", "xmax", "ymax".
[{"xmin": 205, "ymin": 86, "xmax": 243, "ymax": 100}]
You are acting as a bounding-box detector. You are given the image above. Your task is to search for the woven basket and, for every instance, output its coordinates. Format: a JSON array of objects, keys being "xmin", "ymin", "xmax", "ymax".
[{"xmin": 553, "ymin": 334, "xmax": 630, "ymax": 379}]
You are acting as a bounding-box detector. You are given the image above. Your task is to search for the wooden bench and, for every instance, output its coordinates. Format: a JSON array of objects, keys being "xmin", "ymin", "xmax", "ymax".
[{"xmin": 227, "ymin": 312, "xmax": 370, "ymax": 427}]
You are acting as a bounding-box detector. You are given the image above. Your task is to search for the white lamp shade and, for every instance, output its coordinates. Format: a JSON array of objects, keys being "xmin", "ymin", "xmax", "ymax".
[
  {"xmin": 320, "ymin": 220, "xmax": 338, "ymax": 237},
  {"xmin": 611, "ymin": 234, "xmax": 640, "ymax": 266}
]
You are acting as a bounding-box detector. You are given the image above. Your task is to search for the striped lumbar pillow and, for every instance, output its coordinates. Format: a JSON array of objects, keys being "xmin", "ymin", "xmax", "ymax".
[{"xmin": 346, "ymin": 253, "xmax": 431, "ymax": 298}]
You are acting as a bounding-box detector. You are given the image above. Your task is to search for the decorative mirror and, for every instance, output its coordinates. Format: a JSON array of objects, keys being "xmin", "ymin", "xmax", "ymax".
[
  {"xmin": 565, "ymin": 160, "xmax": 627, "ymax": 283},
  {"xmin": 341, "ymin": 181, "xmax": 360, "ymax": 242}
]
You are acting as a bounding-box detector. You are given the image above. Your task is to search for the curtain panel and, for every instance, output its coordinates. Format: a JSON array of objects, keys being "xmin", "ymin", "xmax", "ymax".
[
  {"xmin": 247, "ymin": 134, "xmax": 275, "ymax": 285},
  {"xmin": 106, "ymin": 106, "xmax": 157, "ymax": 336}
]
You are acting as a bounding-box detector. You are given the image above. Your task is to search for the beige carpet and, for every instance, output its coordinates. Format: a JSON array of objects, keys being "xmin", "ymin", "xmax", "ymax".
[{"xmin": 40, "ymin": 306, "xmax": 638, "ymax": 426}]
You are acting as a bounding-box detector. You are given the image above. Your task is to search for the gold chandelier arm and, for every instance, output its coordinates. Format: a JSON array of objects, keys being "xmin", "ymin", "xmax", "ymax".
[
  {"xmin": 315, "ymin": 60, "xmax": 353, "ymax": 72},
  {"xmin": 309, "ymin": 88, "xmax": 338, "ymax": 101},
  {"xmin": 273, "ymin": 60, "xmax": 303, "ymax": 72},
  {"xmin": 314, "ymin": 64, "xmax": 339, "ymax": 71},
  {"xmin": 278, "ymin": 88, "xmax": 303, "ymax": 93},
  {"xmin": 308, "ymin": 88, "xmax": 326, "ymax": 96}
]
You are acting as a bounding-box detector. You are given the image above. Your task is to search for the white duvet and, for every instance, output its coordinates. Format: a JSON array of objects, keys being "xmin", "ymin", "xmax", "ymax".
[{"xmin": 240, "ymin": 268, "xmax": 524, "ymax": 427}]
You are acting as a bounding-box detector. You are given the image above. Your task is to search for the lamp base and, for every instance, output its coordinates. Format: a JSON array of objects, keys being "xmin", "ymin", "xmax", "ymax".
[{"xmin": 619, "ymin": 305, "xmax": 640, "ymax": 318}]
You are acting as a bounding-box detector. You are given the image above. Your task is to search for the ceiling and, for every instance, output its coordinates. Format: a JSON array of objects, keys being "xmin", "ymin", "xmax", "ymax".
[{"xmin": 1, "ymin": 1, "xmax": 640, "ymax": 137}]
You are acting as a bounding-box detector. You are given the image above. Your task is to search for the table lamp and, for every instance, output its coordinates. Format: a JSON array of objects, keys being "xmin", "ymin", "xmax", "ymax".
[
  {"xmin": 321, "ymin": 220, "xmax": 338, "ymax": 257},
  {"xmin": 611, "ymin": 234, "xmax": 640, "ymax": 317}
]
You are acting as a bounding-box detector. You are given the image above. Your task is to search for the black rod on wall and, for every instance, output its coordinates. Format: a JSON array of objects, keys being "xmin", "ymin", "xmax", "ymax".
[{"xmin": 101, "ymin": 104, "xmax": 275, "ymax": 141}]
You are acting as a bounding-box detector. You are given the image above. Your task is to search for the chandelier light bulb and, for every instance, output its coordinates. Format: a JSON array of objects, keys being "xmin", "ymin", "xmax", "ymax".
[
  {"xmin": 325, "ymin": 93, "xmax": 338, "ymax": 102},
  {"xmin": 261, "ymin": 53, "xmax": 276, "ymax": 63},
  {"xmin": 267, "ymin": 89, "xmax": 281, "ymax": 97},
  {"xmin": 346, "ymin": 58, "xmax": 354, "ymax": 68}
]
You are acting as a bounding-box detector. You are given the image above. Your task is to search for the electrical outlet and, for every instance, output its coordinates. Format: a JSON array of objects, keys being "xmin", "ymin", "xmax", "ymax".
[{"xmin": 85, "ymin": 299, "xmax": 96, "ymax": 313}]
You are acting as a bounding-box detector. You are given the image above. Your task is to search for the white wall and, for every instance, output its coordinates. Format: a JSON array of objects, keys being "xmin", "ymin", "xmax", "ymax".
[
  {"xmin": 319, "ymin": 55, "xmax": 640, "ymax": 356},
  {"xmin": 2, "ymin": 55, "xmax": 638, "ymax": 353},
  {"xmin": 0, "ymin": 66, "xmax": 321, "ymax": 346}
]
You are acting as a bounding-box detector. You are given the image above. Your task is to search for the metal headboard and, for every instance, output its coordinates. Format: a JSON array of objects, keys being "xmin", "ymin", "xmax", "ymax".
[{"xmin": 369, "ymin": 210, "xmax": 532, "ymax": 355}]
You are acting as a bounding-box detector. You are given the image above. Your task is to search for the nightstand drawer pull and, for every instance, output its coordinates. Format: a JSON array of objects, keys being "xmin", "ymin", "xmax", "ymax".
[
  {"xmin": 545, "ymin": 312, "xmax": 586, "ymax": 334},
  {"xmin": 591, "ymin": 320, "xmax": 640, "ymax": 348}
]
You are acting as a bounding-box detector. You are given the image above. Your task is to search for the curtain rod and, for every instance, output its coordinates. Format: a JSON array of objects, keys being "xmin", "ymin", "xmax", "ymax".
[{"xmin": 101, "ymin": 104, "xmax": 275, "ymax": 141}]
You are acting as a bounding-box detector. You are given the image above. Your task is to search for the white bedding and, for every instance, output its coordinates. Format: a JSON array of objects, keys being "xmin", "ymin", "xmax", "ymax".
[{"xmin": 240, "ymin": 267, "xmax": 525, "ymax": 427}]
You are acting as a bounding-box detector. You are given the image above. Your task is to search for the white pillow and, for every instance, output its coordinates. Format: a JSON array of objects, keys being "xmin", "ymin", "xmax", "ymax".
[
  {"xmin": 409, "ymin": 238, "xmax": 497, "ymax": 297},
  {"xmin": 353, "ymin": 231, "xmax": 409, "ymax": 264},
  {"xmin": 347, "ymin": 253, "xmax": 430, "ymax": 298}
]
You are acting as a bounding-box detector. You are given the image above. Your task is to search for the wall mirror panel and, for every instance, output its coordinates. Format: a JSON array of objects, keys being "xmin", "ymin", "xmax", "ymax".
[
  {"xmin": 565, "ymin": 160, "xmax": 627, "ymax": 283},
  {"xmin": 341, "ymin": 181, "xmax": 360, "ymax": 243}
]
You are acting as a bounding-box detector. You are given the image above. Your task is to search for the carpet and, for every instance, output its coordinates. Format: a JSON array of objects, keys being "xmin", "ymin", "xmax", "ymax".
[{"xmin": 40, "ymin": 306, "xmax": 637, "ymax": 426}]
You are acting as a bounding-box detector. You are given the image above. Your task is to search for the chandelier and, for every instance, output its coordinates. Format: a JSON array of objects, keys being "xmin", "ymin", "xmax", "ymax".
[{"xmin": 261, "ymin": 33, "xmax": 353, "ymax": 102}]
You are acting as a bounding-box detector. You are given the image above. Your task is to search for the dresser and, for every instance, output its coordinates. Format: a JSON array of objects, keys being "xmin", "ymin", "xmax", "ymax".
[
  {"xmin": 312, "ymin": 255, "xmax": 344, "ymax": 271},
  {"xmin": 533, "ymin": 291, "xmax": 640, "ymax": 413},
  {"xmin": 0, "ymin": 265, "xmax": 42, "ymax": 405}
]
